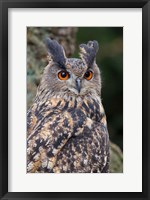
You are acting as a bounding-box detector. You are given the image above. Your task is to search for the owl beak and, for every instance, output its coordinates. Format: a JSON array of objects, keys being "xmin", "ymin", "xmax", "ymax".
[{"xmin": 76, "ymin": 78, "xmax": 81, "ymax": 93}]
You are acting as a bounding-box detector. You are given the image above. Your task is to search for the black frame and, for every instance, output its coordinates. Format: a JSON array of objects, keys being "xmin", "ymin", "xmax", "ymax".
[{"xmin": 0, "ymin": 0, "xmax": 149, "ymax": 199}]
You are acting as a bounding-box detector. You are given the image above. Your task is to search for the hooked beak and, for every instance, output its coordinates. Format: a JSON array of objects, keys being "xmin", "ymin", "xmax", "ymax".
[{"xmin": 76, "ymin": 78, "xmax": 81, "ymax": 93}]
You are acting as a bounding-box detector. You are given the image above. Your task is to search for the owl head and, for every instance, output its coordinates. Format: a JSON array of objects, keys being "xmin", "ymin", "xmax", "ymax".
[{"xmin": 39, "ymin": 38, "xmax": 101, "ymax": 98}]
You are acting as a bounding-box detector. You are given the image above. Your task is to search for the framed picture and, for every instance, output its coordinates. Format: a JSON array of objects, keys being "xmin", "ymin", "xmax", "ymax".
[{"xmin": 0, "ymin": 0, "xmax": 149, "ymax": 199}]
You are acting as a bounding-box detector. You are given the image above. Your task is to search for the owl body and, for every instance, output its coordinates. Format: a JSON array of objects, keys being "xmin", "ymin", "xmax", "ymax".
[{"xmin": 27, "ymin": 39, "xmax": 109, "ymax": 173}]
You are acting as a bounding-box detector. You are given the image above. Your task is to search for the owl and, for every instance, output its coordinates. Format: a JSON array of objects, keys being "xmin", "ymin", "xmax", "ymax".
[{"xmin": 27, "ymin": 38, "xmax": 110, "ymax": 173}]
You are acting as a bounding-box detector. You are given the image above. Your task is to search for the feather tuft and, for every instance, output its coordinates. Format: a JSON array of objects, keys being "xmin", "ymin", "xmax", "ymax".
[
  {"xmin": 45, "ymin": 38, "xmax": 66, "ymax": 69},
  {"xmin": 79, "ymin": 40, "xmax": 99, "ymax": 67}
]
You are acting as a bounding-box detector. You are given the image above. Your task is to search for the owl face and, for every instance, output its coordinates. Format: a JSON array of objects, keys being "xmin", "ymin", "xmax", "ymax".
[{"xmin": 40, "ymin": 39, "xmax": 101, "ymax": 97}]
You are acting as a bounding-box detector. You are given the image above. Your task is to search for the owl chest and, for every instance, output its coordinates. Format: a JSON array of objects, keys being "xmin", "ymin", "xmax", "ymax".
[
  {"xmin": 68, "ymin": 100, "xmax": 100, "ymax": 123},
  {"xmin": 58, "ymin": 98, "xmax": 101, "ymax": 129}
]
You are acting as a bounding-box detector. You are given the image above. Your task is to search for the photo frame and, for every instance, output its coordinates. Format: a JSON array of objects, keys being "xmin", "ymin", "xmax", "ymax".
[{"xmin": 0, "ymin": 0, "xmax": 150, "ymax": 199}]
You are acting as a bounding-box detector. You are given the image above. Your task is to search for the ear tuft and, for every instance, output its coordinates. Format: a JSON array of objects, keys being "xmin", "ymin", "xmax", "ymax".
[
  {"xmin": 45, "ymin": 38, "xmax": 66, "ymax": 69},
  {"xmin": 79, "ymin": 40, "xmax": 99, "ymax": 67}
]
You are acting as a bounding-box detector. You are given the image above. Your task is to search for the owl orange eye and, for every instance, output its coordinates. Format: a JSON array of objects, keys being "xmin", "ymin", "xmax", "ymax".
[
  {"xmin": 84, "ymin": 70, "xmax": 93, "ymax": 80},
  {"xmin": 58, "ymin": 71, "xmax": 70, "ymax": 80}
]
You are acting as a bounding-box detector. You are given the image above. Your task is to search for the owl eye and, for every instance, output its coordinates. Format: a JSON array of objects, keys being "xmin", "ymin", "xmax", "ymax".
[
  {"xmin": 84, "ymin": 70, "xmax": 93, "ymax": 80},
  {"xmin": 58, "ymin": 71, "xmax": 70, "ymax": 80}
]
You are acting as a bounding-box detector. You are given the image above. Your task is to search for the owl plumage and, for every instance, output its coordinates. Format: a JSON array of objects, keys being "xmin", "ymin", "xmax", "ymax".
[{"xmin": 27, "ymin": 38, "xmax": 110, "ymax": 173}]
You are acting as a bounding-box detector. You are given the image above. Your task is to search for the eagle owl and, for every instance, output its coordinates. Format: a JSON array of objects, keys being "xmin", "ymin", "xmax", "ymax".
[{"xmin": 27, "ymin": 38, "xmax": 110, "ymax": 173}]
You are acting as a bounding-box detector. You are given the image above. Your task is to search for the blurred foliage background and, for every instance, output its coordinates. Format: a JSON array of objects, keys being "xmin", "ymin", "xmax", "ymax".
[{"xmin": 27, "ymin": 27, "xmax": 123, "ymax": 172}]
